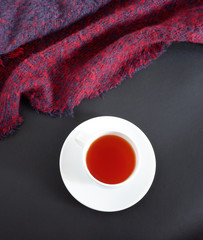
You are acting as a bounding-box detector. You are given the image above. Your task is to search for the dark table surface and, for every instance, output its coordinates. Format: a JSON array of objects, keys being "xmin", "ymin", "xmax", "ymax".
[{"xmin": 0, "ymin": 42, "xmax": 203, "ymax": 240}]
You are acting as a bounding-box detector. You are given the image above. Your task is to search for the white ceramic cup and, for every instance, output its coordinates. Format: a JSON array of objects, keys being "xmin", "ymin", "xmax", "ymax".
[{"xmin": 75, "ymin": 130, "xmax": 140, "ymax": 187}]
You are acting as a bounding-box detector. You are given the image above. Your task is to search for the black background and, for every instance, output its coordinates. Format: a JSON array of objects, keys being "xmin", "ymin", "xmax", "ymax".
[{"xmin": 0, "ymin": 42, "xmax": 203, "ymax": 240}]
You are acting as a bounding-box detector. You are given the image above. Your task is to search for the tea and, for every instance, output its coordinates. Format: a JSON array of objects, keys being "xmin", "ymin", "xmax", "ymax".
[{"xmin": 86, "ymin": 135, "xmax": 136, "ymax": 184}]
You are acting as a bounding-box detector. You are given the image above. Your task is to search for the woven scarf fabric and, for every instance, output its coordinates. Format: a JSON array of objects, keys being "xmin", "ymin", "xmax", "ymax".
[{"xmin": 0, "ymin": 0, "xmax": 202, "ymax": 139}]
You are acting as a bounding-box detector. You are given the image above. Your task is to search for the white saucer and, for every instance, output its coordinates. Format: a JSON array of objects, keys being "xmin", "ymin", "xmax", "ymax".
[{"xmin": 59, "ymin": 116, "xmax": 156, "ymax": 212}]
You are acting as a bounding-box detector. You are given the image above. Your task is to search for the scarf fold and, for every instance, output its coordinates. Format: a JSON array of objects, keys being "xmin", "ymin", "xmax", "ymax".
[{"xmin": 0, "ymin": 0, "xmax": 203, "ymax": 139}]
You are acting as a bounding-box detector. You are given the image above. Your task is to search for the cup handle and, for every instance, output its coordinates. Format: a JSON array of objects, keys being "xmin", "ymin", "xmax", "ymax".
[{"xmin": 75, "ymin": 131, "xmax": 90, "ymax": 147}]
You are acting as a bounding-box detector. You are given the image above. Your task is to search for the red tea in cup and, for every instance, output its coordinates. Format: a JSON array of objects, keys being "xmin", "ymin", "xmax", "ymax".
[{"xmin": 86, "ymin": 135, "xmax": 136, "ymax": 184}]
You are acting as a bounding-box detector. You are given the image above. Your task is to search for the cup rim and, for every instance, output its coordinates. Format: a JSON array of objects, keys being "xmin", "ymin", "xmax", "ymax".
[{"xmin": 82, "ymin": 131, "xmax": 140, "ymax": 187}]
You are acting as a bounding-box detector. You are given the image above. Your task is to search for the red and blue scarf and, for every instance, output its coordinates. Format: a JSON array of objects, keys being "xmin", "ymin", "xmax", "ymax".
[{"xmin": 0, "ymin": 0, "xmax": 202, "ymax": 139}]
